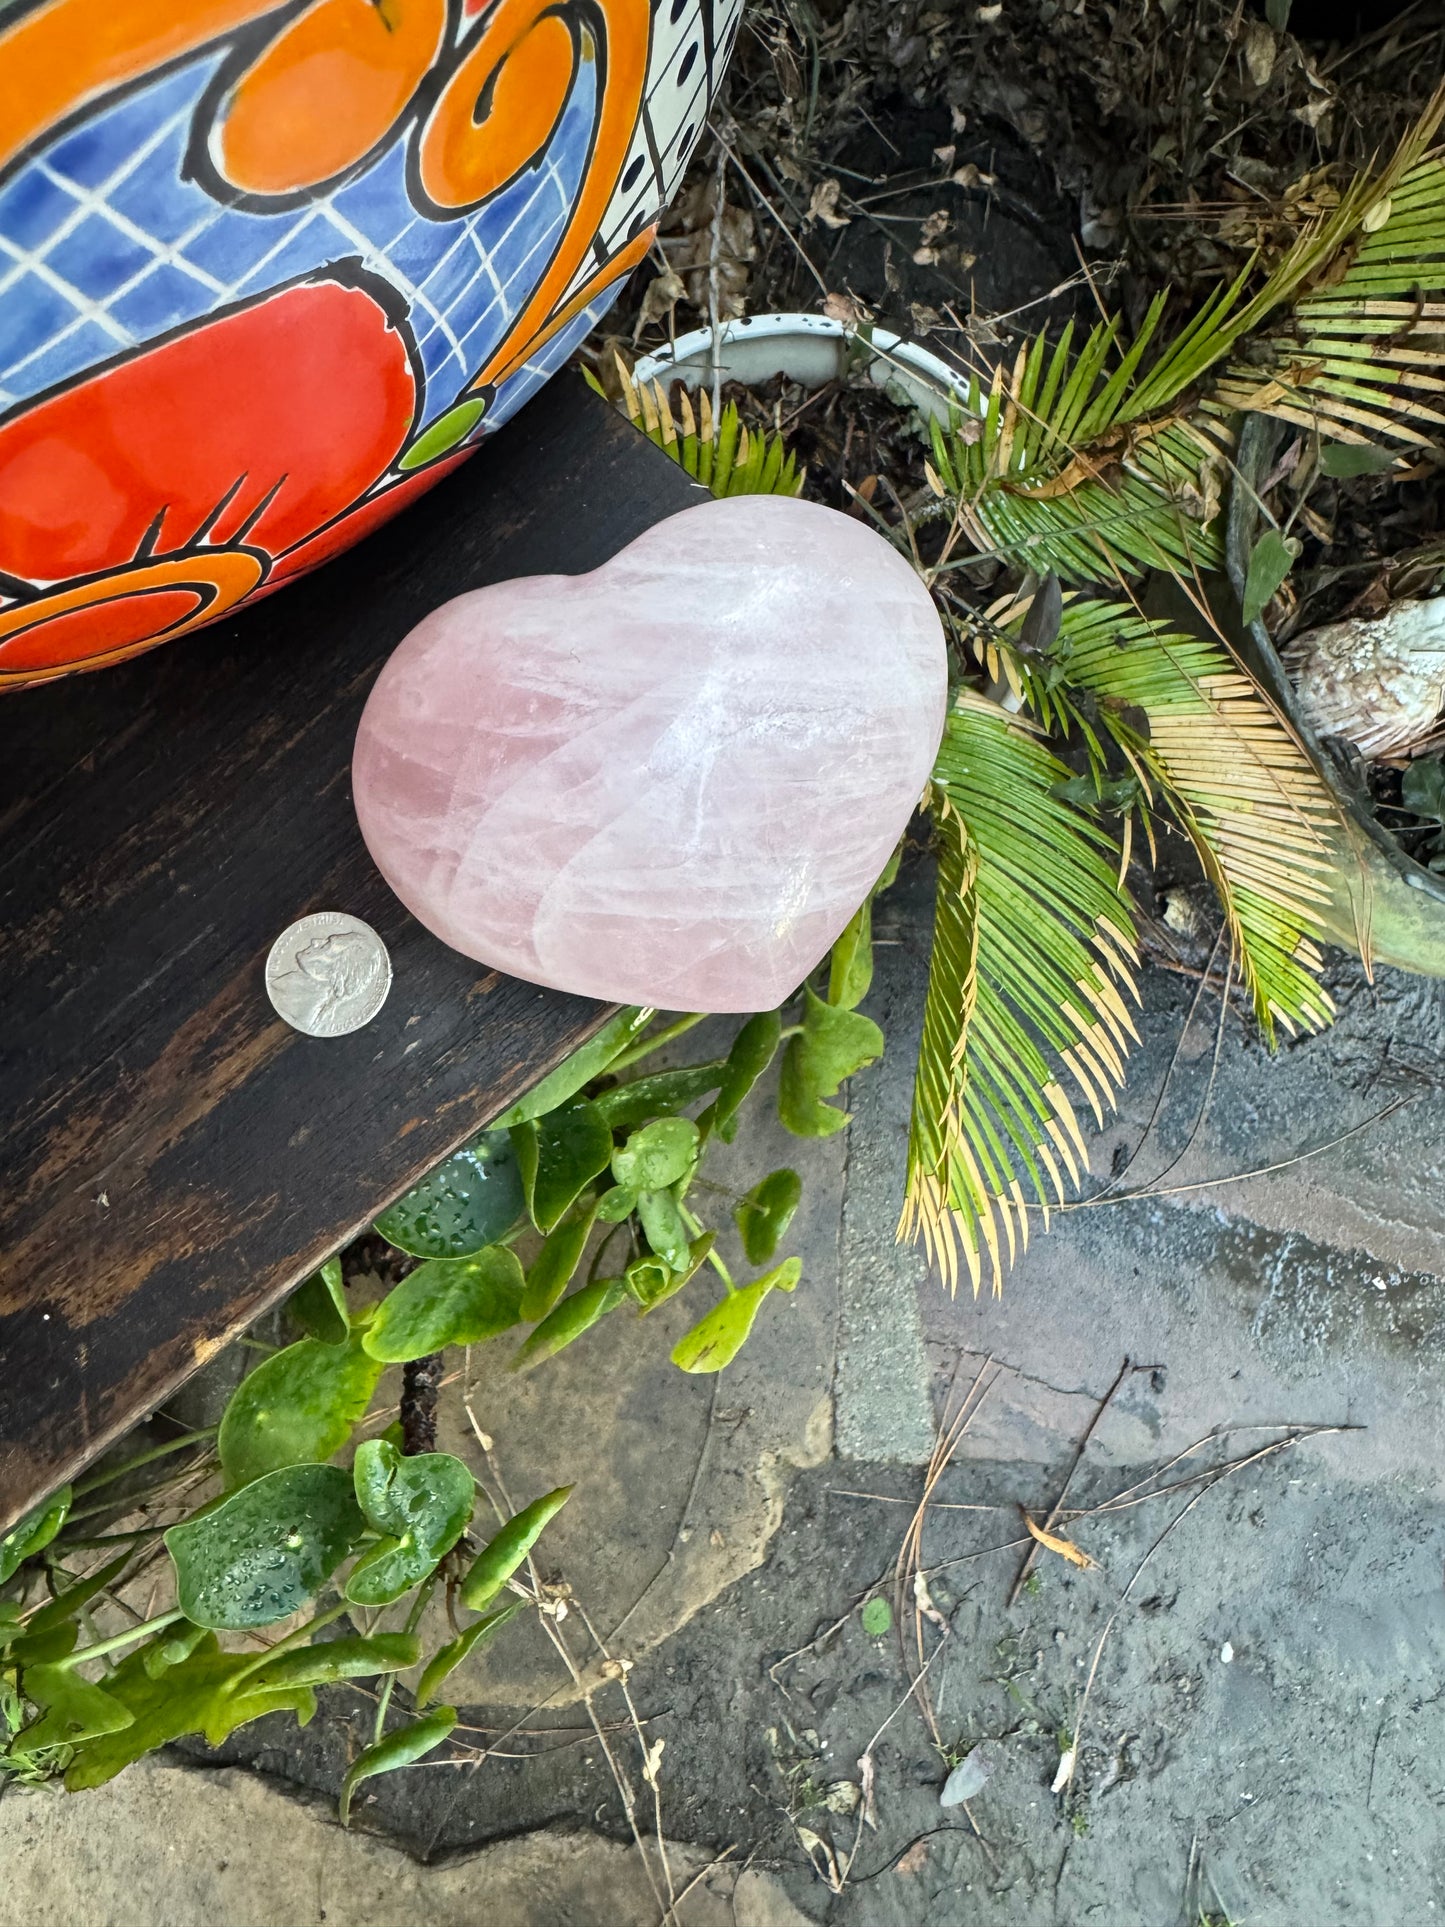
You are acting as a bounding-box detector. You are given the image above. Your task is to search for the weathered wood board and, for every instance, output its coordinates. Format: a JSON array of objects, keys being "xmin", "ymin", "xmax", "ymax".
[{"xmin": 0, "ymin": 377, "xmax": 705, "ymax": 1528}]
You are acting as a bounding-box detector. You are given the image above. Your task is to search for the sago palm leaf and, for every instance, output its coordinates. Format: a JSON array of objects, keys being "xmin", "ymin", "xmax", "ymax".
[
  {"xmin": 1026, "ymin": 599, "xmax": 1338, "ymax": 1039},
  {"xmin": 925, "ymin": 336, "xmax": 1230, "ymax": 585},
  {"xmin": 925, "ymin": 82, "xmax": 1445, "ymax": 583},
  {"xmin": 597, "ymin": 355, "xmax": 806, "ymax": 497},
  {"xmin": 1211, "ymin": 150, "xmax": 1445, "ymax": 451},
  {"xmin": 902, "ymin": 691, "xmax": 1139, "ymax": 1294}
]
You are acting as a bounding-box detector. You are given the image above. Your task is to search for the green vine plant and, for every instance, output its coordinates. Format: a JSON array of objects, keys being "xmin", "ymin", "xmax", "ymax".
[{"xmin": 0, "ymin": 962, "xmax": 885, "ymax": 1806}]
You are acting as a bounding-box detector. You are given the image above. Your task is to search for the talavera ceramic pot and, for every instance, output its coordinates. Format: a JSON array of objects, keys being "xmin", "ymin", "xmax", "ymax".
[{"xmin": 0, "ymin": 0, "xmax": 738, "ymax": 687}]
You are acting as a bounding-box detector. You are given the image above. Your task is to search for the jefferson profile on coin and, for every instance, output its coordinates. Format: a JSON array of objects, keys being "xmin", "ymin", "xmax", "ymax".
[{"xmin": 265, "ymin": 912, "xmax": 391, "ymax": 1037}]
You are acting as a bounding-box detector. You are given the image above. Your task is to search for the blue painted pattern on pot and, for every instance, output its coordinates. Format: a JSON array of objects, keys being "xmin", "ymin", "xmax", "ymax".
[{"xmin": 0, "ymin": 0, "xmax": 739, "ymax": 683}]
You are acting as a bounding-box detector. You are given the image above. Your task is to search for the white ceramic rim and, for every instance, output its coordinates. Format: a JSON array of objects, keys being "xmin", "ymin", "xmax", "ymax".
[{"xmin": 632, "ymin": 312, "xmax": 976, "ymax": 423}]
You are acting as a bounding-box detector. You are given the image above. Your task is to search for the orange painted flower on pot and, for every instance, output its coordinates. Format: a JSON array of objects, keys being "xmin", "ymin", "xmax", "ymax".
[{"xmin": 0, "ymin": 269, "xmax": 443, "ymax": 682}]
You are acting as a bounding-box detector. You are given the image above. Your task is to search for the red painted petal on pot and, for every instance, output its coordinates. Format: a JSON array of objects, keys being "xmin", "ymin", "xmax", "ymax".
[
  {"xmin": 259, "ymin": 446, "xmax": 475, "ymax": 592},
  {"xmin": 0, "ymin": 272, "xmax": 417, "ymax": 584}
]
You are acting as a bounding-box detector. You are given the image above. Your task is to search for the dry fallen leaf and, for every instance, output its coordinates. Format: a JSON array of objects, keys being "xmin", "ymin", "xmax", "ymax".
[
  {"xmin": 641, "ymin": 1737, "xmax": 666, "ymax": 1786},
  {"xmin": 1051, "ymin": 1746, "xmax": 1076, "ymax": 1794},
  {"xmin": 807, "ymin": 178, "xmax": 851, "ymax": 229},
  {"xmin": 1362, "ymin": 196, "xmax": 1393, "ymax": 233},
  {"xmin": 913, "ymin": 1568, "xmax": 950, "ymax": 1630},
  {"xmin": 795, "ymin": 1825, "xmax": 844, "ymax": 1893},
  {"xmin": 895, "ymin": 1838, "xmax": 930, "ymax": 1877},
  {"xmin": 822, "ymin": 290, "xmax": 864, "ymax": 327},
  {"xmin": 1243, "ymin": 20, "xmax": 1276, "ymax": 89},
  {"xmin": 1023, "ymin": 1514, "xmax": 1097, "ymax": 1570},
  {"xmin": 940, "ymin": 1741, "xmax": 995, "ymax": 1806},
  {"xmin": 859, "ymin": 1749, "xmax": 879, "ymax": 1830},
  {"xmin": 632, "ymin": 265, "xmax": 686, "ymax": 340},
  {"xmin": 952, "ymin": 161, "xmax": 996, "ymax": 189}
]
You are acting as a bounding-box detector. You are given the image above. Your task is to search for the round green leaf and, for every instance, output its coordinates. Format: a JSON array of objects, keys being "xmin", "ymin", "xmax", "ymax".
[
  {"xmin": 1402, "ymin": 758, "xmax": 1445, "ymax": 824},
  {"xmin": 593, "ymin": 1061, "xmax": 726, "ymax": 1129},
  {"xmin": 520, "ymin": 1199, "xmax": 599, "ymax": 1324},
  {"xmin": 671, "ymin": 1283, "xmax": 770, "ymax": 1373},
  {"xmin": 779, "ymin": 988, "xmax": 884, "ymax": 1137},
  {"xmin": 611, "ymin": 1117, "xmax": 699, "ymax": 1191},
  {"xmin": 861, "ymin": 1596, "xmax": 893, "ymax": 1637},
  {"xmin": 734, "ymin": 1168, "xmax": 802, "ymax": 1265},
  {"xmin": 0, "ymin": 1485, "xmax": 71, "ymax": 1585},
  {"xmin": 417, "ymin": 1600, "xmax": 523, "ymax": 1707},
  {"xmin": 246, "ymin": 1632, "xmax": 421, "ymax": 1689},
  {"xmin": 374, "ymin": 1131, "xmax": 524, "ymax": 1258},
  {"xmin": 595, "ymin": 1184, "xmax": 638, "ymax": 1223},
  {"xmin": 340, "ymin": 1707, "xmax": 457, "ymax": 1826},
  {"xmin": 344, "ymin": 1440, "xmax": 476, "ymax": 1606},
  {"xmin": 1241, "ymin": 527, "xmax": 1302, "ymax": 628},
  {"xmin": 637, "ymin": 1186, "xmax": 691, "ymax": 1270},
  {"xmin": 218, "ymin": 1333, "xmax": 383, "ymax": 1489},
  {"xmin": 363, "ymin": 1247, "xmax": 525, "ymax": 1363},
  {"xmin": 491, "ymin": 1008, "xmax": 654, "ymax": 1127},
  {"xmin": 165, "ymin": 1465, "xmax": 365, "ymax": 1630},
  {"xmin": 828, "ymin": 897, "xmax": 875, "ymax": 1011},
  {"xmin": 628, "ymin": 1233, "xmax": 715, "ymax": 1314},
  {"xmin": 289, "ymin": 1256, "xmax": 348, "ymax": 1345},
  {"xmin": 707, "ymin": 1010, "xmax": 782, "ymax": 1143},
  {"xmin": 1319, "ymin": 442, "xmax": 1396, "ymax": 479},
  {"xmin": 22, "ymin": 1666, "xmax": 135, "ymax": 1749},
  {"xmin": 671, "ymin": 1261, "xmax": 799, "ymax": 1374},
  {"xmin": 459, "ymin": 1486, "xmax": 573, "ymax": 1612},
  {"xmin": 512, "ymin": 1099, "xmax": 615, "ymax": 1232},
  {"xmin": 509, "ymin": 1277, "xmax": 627, "ymax": 1373}
]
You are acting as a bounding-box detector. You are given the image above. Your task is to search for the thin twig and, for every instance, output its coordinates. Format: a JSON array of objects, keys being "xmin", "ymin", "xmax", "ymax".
[
  {"xmin": 463, "ymin": 1394, "xmax": 675, "ymax": 1921},
  {"xmin": 1006, "ymin": 1357, "xmax": 1133, "ymax": 1607},
  {"xmin": 893, "ymin": 1357, "xmax": 999, "ymax": 1745}
]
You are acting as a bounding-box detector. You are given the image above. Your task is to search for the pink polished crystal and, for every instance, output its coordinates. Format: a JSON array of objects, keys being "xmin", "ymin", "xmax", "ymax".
[{"xmin": 352, "ymin": 495, "xmax": 947, "ymax": 1011}]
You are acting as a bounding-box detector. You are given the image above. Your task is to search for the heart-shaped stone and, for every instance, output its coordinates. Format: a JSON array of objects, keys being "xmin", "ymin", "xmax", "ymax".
[{"xmin": 353, "ymin": 495, "xmax": 947, "ymax": 1011}]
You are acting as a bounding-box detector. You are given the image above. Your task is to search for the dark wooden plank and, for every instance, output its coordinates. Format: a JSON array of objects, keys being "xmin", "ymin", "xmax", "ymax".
[{"xmin": 0, "ymin": 376, "xmax": 707, "ymax": 1528}]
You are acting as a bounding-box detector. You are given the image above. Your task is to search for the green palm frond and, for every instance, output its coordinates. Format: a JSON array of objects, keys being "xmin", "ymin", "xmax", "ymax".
[
  {"xmin": 926, "ymin": 346, "xmax": 1229, "ymax": 584},
  {"xmin": 1211, "ymin": 151, "xmax": 1445, "ymax": 451},
  {"xmin": 598, "ymin": 355, "xmax": 806, "ymax": 497},
  {"xmin": 903, "ymin": 692, "xmax": 1139, "ymax": 1295},
  {"xmin": 1031, "ymin": 600, "xmax": 1338, "ymax": 1039},
  {"xmin": 924, "ymin": 83, "xmax": 1445, "ymax": 583}
]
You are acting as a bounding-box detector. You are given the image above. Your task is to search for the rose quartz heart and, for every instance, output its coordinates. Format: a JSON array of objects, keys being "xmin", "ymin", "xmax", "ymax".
[{"xmin": 352, "ymin": 495, "xmax": 946, "ymax": 1011}]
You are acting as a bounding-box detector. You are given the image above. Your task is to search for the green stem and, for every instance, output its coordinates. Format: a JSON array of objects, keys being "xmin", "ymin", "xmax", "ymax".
[
  {"xmin": 73, "ymin": 1428, "xmax": 218, "ymax": 1497},
  {"xmin": 55, "ymin": 1609, "xmax": 185, "ymax": 1669},
  {"xmin": 62, "ymin": 1461, "xmax": 219, "ymax": 1529},
  {"xmin": 603, "ymin": 1013, "xmax": 706, "ymax": 1076},
  {"xmin": 373, "ymin": 1580, "xmax": 435, "ymax": 1744},
  {"xmin": 680, "ymin": 1205, "xmax": 734, "ymax": 1292},
  {"xmin": 49, "ymin": 1527, "xmax": 169, "ymax": 1549}
]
